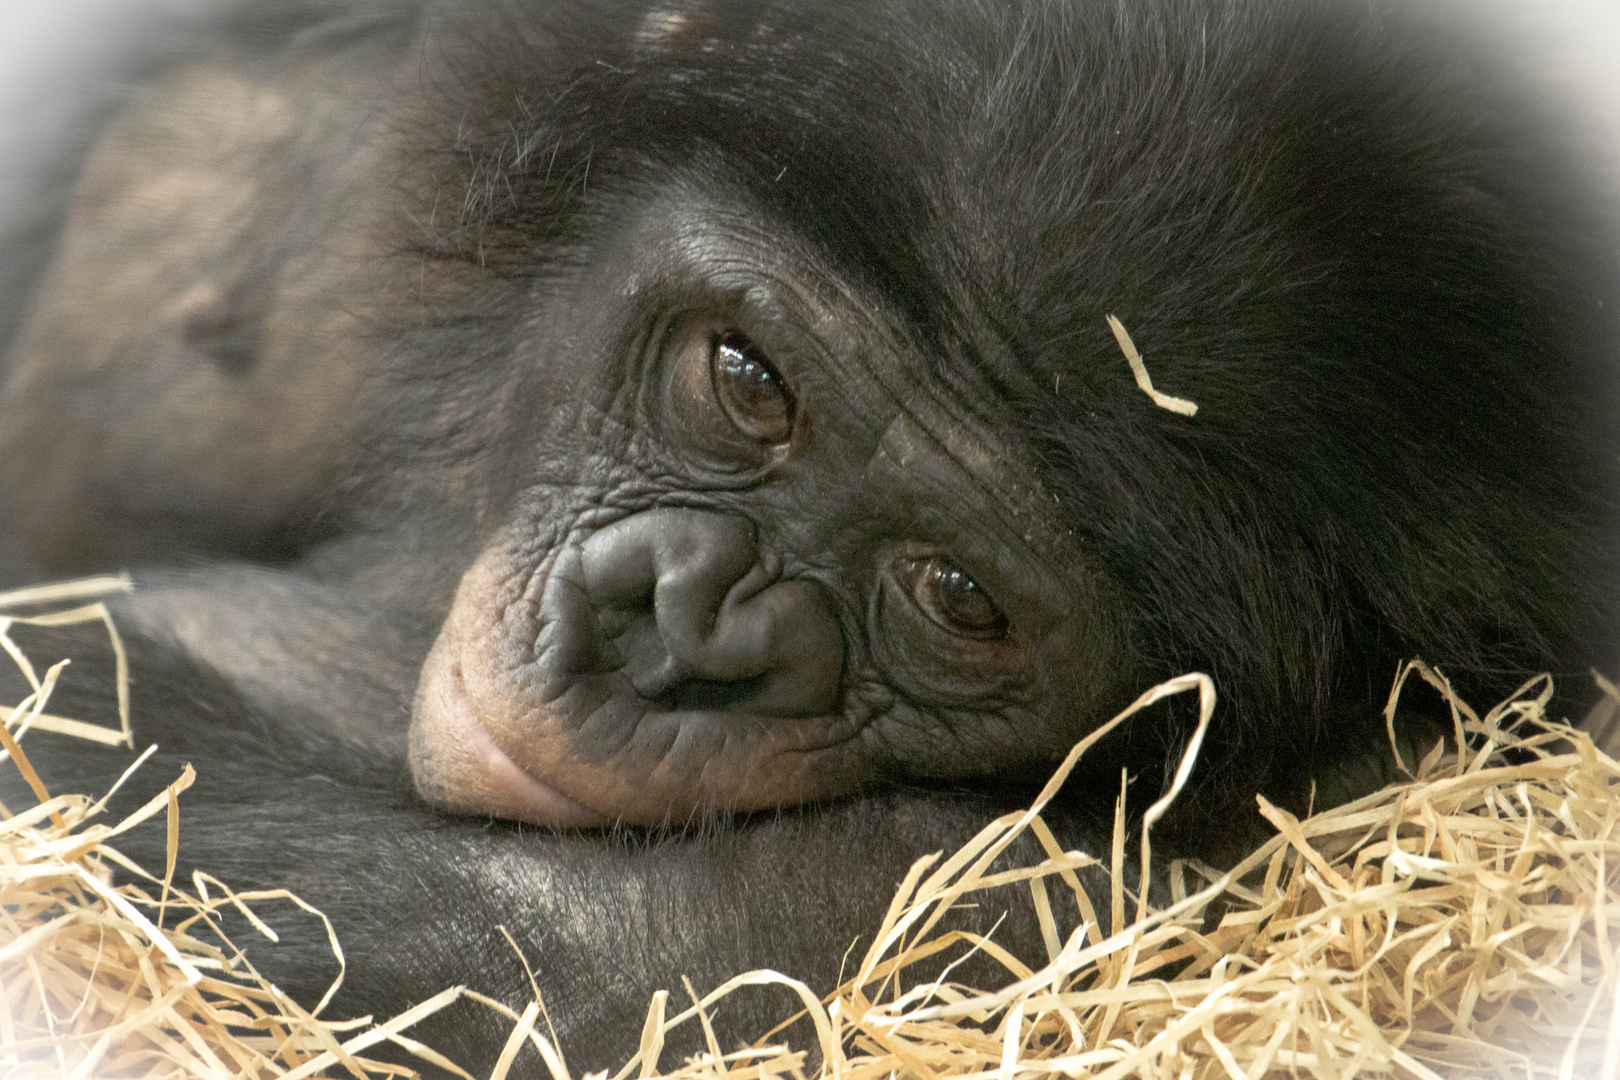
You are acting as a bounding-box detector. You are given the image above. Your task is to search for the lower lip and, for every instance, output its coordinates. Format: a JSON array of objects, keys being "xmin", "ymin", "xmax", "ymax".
[{"xmin": 427, "ymin": 655, "xmax": 613, "ymax": 829}]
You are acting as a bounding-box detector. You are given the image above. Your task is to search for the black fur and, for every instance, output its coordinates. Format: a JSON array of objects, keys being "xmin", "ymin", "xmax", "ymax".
[{"xmin": 0, "ymin": 1, "xmax": 1615, "ymax": 1074}]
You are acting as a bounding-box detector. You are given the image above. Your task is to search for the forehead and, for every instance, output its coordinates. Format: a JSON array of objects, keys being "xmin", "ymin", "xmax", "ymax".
[{"xmin": 442, "ymin": 0, "xmax": 1270, "ymax": 399}]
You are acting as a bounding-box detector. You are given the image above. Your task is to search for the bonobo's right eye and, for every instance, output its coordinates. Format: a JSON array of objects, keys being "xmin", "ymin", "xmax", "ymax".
[
  {"xmin": 899, "ymin": 555, "xmax": 1010, "ymax": 641},
  {"xmin": 711, "ymin": 331, "xmax": 794, "ymax": 444}
]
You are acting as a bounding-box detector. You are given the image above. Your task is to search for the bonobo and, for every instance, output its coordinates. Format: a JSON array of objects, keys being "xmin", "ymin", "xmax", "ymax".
[{"xmin": 2, "ymin": 0, "xmax": 1618, "ymax": 1072}]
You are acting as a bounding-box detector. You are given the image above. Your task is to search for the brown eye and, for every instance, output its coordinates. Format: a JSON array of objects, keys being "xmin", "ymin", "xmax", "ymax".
[
  {"xmin": 913, "ymin": 558, "xmax": 1008, "ymax": 640},
  {"xmin": 711, "ymin": 331, "xmax": 793, "ymax": 444}
]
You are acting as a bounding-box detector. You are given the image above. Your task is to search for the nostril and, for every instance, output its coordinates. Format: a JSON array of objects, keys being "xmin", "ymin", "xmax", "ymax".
[
  {"xmin": 593, "ymin": 595, "xmax": 648, "ymax": 639},
  {"xmin": 611, "ymin": 615, "xmax": 685, "ymax": 696},
  {"xmin": 658, "ymin": 672, "xmax": 775, "ymax": 711},
  {"xmin": 624, "ymin": 653, "xmax": 692, "ymax": 700},
  {"xmin": 690, "ymin": 577, "xmax": 845, "ymax": 716}
]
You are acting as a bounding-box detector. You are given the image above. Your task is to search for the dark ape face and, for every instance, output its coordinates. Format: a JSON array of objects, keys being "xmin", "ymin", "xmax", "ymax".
[
  {"xmin": 409, "ymin": 187, "xmax": 1116, "ymax": 825},
  {"xmin": 397, "ymin": 0, "xmax": 1620, "ymax": 828}
]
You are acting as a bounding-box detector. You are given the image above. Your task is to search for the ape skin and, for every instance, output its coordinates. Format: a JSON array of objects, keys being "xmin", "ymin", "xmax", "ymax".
[{"xmin": 2, "ymin": 0, "xmax": 1618, "ymax": 1074}]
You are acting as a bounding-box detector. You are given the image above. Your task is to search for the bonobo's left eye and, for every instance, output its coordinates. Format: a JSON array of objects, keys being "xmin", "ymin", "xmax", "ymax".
[
  {"xmin": 711, "ymin": 331, "xmax": 794, "ymax": 444},
  {"xmin": 902, "ymin": 556, "xmax": 1010, "ymax": 640}
]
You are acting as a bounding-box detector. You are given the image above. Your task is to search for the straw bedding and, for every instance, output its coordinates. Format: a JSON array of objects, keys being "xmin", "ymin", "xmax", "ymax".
[{"xmin": 3, "ymin": 581, "xmax": 1618, "ymax": 1079}]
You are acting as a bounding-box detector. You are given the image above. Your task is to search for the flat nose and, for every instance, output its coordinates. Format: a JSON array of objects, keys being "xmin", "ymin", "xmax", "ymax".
[{"xmin": 578, "ymin": 509, "xmax": 844, "ymax": 715}]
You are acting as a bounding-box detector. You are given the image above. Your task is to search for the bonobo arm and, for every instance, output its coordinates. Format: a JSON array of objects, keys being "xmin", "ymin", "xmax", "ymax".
[{"xmin": 0, "ymin": 575, "xmax": 1118, "ymax": 1077}]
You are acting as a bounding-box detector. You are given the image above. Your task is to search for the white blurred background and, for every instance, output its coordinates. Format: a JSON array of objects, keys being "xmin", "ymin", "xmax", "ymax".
[
  {"xmin": 0, "ymin": 1, "xmax": 182, "ymax": 207},
  {"xmin": 0, "ymin": 0, "xmax": 216, "ymax": 334}
]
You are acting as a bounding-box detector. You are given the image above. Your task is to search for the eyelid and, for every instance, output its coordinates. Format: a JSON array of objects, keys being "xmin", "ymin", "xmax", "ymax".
[{"xmin": 874, "ymin": 549, "xmax": 1031, "ymax": 695}]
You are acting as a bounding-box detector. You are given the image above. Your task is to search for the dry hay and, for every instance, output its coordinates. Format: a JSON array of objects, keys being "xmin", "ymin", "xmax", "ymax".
[{"xmin": 2, "ymin": 580, "xmax": 1619, "ymax": 1079}]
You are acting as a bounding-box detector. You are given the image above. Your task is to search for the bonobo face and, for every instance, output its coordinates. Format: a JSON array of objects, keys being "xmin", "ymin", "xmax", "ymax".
[
  {"xmin": 409, "ymin": 189, "xmax": 1115, "ymax": 826},
  {"xmin": 396, "ymin": 0, "xmax": 1620, "ymax": 828}
]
